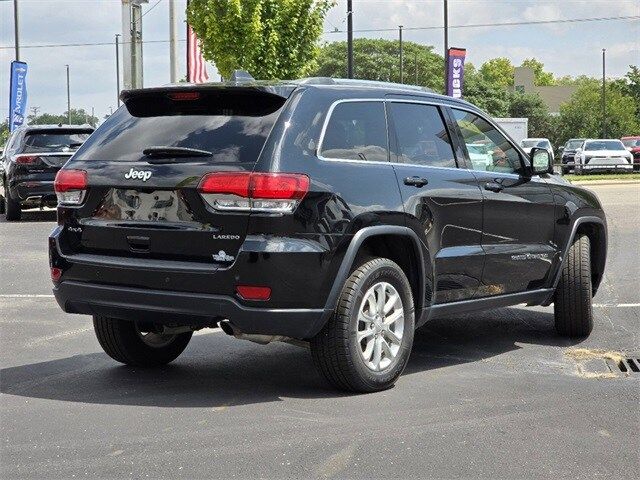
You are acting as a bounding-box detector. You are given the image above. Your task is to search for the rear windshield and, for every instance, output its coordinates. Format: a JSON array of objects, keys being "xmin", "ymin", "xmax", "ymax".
[
  {"xmin": 584, "ymin": 140, "xmax": 625, "ymax": 151},
  {"xmin": 521, "ymin": 139, "xmax": 548, "ymax": 148},
  {"xmin": 22, "ymin": 130, "xmax": 92, "ymax": 153},
  {"xmin": 72, "ymin": 89, "xmax": 286, "ymax": 163},
  {"xmin": 565, "ymin": 139, "xmax": 584, "ymax": 149}
]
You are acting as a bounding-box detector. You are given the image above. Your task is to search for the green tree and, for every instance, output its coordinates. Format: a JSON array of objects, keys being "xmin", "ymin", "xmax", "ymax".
[
  {"xmin": 27, "ymin": 108, "xmax": 98, "ymax": 127},
  {"xmin": 186, "ymin": 0, "xmax": 333, "ymax": 79},
  {"xmin": 508, "ymin": 92, "xmax": 551, "ymax": 138},
  {"xmin": 556, "ymin": 82, "xmax": 640, "ymax": 141},
  {"xmin": 311, "ymin": 38, "xmax": 444, "ymax": 92},
  {"xmin": 478, "ymin": 57, "xmax": 514, "ymax": 87},
  {"xmin": 520, "ymin": 58, "xmax": 554, "ymax": 86},
  {"xmin": 611, "ymin": 65, "xmax": 640, "ymax": 122},
  {"xmin": 0, "ymin": 119, "xmax": 9, "ymax": 146},
  {"xmin": 463, "ymin": 69, "xmax": 511, "ymax": 117}
]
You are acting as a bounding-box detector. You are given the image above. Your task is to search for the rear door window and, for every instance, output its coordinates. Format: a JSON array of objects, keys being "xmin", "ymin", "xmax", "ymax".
[
  {"xmin": 72, "ymin": 90, "xmax": 286, "ymax": 164},
  {"xmin": 387, "ymin": 102, "xmax": 456, "ymax": 168},
  {"xmin": 22, "ymin": 130, "xmax": 92, "ymax": 153},
  {"xmin": 319, "ymin": 101, "xmax": 389, "ymax": 162}
]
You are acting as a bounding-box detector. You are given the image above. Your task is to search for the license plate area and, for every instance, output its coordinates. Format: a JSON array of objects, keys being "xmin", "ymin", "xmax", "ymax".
[{"xmin": 93, "ymin": 189, "xmax": 196, "ymax": 224}]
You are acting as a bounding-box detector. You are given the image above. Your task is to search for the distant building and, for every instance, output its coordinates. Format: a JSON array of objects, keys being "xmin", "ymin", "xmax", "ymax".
[{"xmin": 514, "ymin": 67, "xmax": 577, "ymax": 114}]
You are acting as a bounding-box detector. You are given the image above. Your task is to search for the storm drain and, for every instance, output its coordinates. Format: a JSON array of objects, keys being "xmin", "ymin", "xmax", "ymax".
[{"xmin": 616, "ymin": 358, "xmax": 640, "ymax": 373}]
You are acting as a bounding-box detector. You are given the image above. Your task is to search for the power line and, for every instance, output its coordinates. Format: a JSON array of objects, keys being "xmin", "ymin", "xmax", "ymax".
[
  {"xmin": 0, "ymin": 14, "xmax": 637, "ymax": 51},
  {"xmin": 323, "ymin": 14, "xmax": 640, "ymax": 34},
  {"xmin": 141, "ymin": 0, "xmax": 163, "ymax": 18}
]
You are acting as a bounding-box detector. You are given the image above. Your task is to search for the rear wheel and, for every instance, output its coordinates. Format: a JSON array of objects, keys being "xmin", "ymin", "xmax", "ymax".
[
  {"xmin": 93, "ymin": 316, "xmax": 193, "ymax": 366},
  {"xmin": 310, "ymin": 258, "xmax": 415, "ymax": 392},
  {"xmin": 4, "ymin": 188, "xmax": 21, "ymax": 221},
  {"xmin": 553, "ymin": 234, "xmax": 593, "ymax": 337}
]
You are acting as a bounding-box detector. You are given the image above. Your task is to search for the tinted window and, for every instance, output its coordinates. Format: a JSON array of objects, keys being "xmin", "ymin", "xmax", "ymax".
[
  {"xmin": 387, "ymin": 103, "xmax": 456, "ymax": 167},
  {"xmin": 584, "ymin": 140, "xmax": 626, "ymax": 151},
  {"xmin": 73, "ymin": 91, "xmax": 285, "ymax": 163},
  {"xmin": 320, "ymin": 102, "xmax": 388, "ymax": 162},
  {"xmin": 566, "ymin": 139, "xmax": 584, "ymax": 149},
  {"xmin": 452, "ymin": 109, "xmax": 523, "ymax": 174},
  {"xmin": 22, "ymin": 130, "xmax": 92, "ymax": 153}
]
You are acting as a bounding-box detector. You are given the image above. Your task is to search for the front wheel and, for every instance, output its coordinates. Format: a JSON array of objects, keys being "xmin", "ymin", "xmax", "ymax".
[
  {"xmin": 553, "ymin": 235, "xmax": 593, "ymax": 337},
  {"xmin": 311, "ymin": 258, "xmax": 415, "ymax": 392},
  {"xmin": 93, "ymin": 316, "xmax": 193, "ymax": 366}
]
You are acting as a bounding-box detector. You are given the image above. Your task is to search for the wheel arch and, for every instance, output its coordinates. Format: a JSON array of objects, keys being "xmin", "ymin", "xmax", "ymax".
[
  {"xmin": 549, "ymin": 216, "xmax": 607, "ymax": 301},
  {"xmin": 323, "ymin": 226, "xmax": 428, "ymax": 318}
]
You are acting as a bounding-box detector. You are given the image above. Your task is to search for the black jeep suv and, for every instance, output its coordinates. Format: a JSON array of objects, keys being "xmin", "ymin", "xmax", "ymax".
[
  {"xmin": 49, "ymin": 78, "xmax": 607, "ymax": 392},
  {"xmin": 1, "ymin": 124, "xmax": 94, "ymax": 221}
]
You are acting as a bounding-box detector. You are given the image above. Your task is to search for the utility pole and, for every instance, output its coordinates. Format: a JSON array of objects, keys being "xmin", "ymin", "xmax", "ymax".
[
  {"xmin": 415, "ymin": 50, "xmax": 418, "ymax": 84},
  {"xmin": 122, "ymin": 0, "xmax": 148, "ymax": 90},
  {"xmin": 30, "ymin": 106, "xmax": 39, "ymax": 118},
  {"xmin": 169, "ymin": 0, "xmax": 178, "ymax": 83},
  {"xmin": 347, "ymin": 0, "xmax": 353, "ymax": 78},
  {"xmin": 399, "ymin": 25, "xmax": 403, "ymax": 83},
  {"xmin": 444, "ymin": 0, "xmax": 449, "ymax": 94},
  {"xmin": 115, "ymin": 34, "xmax": 121, "ymax": 105},
  {"xmin": 91, "ymin": 107, "xmax": 95, "ymax": 126},
  {"xmin": 13, "ymin": 0, "xmax": 20, "ymax": 61},
  {"xmin": 602, "ymin": 48, "xmax": 606, "ymax": 138},
  {"xmin": 65, "ymin": 64, "xmax": 71, "ymax": 124}
]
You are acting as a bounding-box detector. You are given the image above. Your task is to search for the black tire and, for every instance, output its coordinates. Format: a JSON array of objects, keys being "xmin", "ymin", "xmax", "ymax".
[
  {"xmin": 0, "ymin": 195, "xmax": 5, "ymax": 214},
  {"xmin": 310, "ymin": 258, "xmax": 415, "ymax": 392},
  {"xmin": 4, "ymin": 188, "xmax": 21, "ymax": 221},
  {"xmin": 553, "ymin": 234, "xmax": 593, "ymax": 337},
  {"xmin": 93, "ymin": 316, "xmax": 193, "ymax": 367}
]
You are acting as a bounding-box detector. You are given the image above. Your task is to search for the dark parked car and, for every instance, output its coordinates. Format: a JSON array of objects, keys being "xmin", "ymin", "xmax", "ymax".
[
  {"xmin": 50, "ymin": 77, "xmax": 607, "ymax": 392},
  {"xmin": 559, "ymin": 138, "xmax": 586, "ymax": 173},
  {"xmin": 1, "ymin": 124, "xmax": 94, "ymax": 220}
]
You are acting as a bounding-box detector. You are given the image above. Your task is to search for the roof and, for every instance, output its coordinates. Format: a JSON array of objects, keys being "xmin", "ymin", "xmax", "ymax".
[
  {"xmin": 19, "ymin": 124, "xmax": 94, "ymax": 131},
  {"xmin": 122, "ymin": 76, "xmax": 477, "ymax": 111}
]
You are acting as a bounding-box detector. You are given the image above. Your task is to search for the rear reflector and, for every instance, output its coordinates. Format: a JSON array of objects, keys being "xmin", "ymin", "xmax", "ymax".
[
  {"xmin": 14, "ymin": 155, "xmax": 40, "ymax": 165},
  {"xmin": 50, "ymin": 267, "xmax": 62, "ymax": 283},
  {"xmin": 198, "ymin": 172, "xmax": 309, "ymax": 213},
  {"xmin": 236, "ymin": 285, "xmax": 271, "ymax": 301},
  {"xmin": 54, "ymin": 169, "xmax": 88, "ymax": 205}
]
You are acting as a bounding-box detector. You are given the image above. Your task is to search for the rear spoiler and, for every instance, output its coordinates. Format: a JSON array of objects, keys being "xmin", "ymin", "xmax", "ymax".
[{"xmin": 119, "ymin": 85, "xmax": 296, "ymax": 118}]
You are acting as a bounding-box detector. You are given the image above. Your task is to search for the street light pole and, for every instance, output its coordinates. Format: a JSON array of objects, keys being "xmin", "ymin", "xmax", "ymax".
[
  {"xmin": 399, "ymin": 25, "xmax": 403, "ymax": 83},
  {"xmin": 347, "ymin": 0, "xmax": 353, "ymax": 78},
  {"xmin": 444, "ymin": 0, "xmax": 449, "ymax": 94},
  {"xmin": 602, "ymin": 48, "xmax": 606, "ymax": 138},
  {"xmin": 65, "ymin": 64, "xmax": 71, "ymax": 124},
  {"xmin": 13, "ymin": 0, "xmax": 20, "ymax": 61},
  {"xmin": 115, "ymin": 34, "xmax": 121, "ymax": 106},
  {"xmin": 169, "ymin": 0, "xmax": 178, "ymax": 83}
]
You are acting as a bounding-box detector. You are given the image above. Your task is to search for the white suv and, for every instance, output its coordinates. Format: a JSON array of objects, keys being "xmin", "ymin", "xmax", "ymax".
[{"xmin": 574, "ymin": 139, "xmax": 633, "ymax": 174}]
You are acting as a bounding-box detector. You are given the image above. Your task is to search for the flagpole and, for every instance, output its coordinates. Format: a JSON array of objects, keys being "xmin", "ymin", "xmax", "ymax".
[{"xmin": 185, "ymin": 0, "xmax": 190, "ymax": 82}]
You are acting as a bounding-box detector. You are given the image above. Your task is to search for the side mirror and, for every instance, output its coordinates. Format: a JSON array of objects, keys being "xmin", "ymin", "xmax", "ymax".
[
  {"xmin": 558, "ymin": 146, "xmax": 564, "ymax": 153},
  {"xmin": 530, "ymin": 147, "xmax": 553, "ymax": 175}
]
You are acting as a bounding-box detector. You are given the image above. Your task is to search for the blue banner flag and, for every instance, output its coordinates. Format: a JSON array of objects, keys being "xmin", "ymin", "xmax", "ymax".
[
  {"xmin": 9, "ymin": 61, "xmax": 28, "ymax": 132},
  {"xmin": 446, "ymin": 48, "xmax": 466, "ymax": 99}
]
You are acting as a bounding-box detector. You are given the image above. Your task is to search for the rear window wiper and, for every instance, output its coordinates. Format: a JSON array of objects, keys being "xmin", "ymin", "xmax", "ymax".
[{"xmin": 142, "ymin": 146, "xmax": 213, "ymax": 159}]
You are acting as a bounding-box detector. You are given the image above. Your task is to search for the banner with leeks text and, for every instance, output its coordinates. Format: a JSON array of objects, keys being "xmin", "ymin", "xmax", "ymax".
[{"xmin": 446, "ymin": 48, "xmax": 466, "ymax": 99}]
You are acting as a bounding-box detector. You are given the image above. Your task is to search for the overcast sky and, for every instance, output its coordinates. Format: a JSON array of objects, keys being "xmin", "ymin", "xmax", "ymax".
[{"xmin": 1, "ymin": 0, "xmax": 639, "ymax": 121}]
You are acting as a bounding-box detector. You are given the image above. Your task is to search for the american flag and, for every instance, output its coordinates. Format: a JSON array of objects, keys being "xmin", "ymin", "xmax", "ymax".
[{"xmin": 187, "ymin": 25, "xmax": 209, "ymax": 84}]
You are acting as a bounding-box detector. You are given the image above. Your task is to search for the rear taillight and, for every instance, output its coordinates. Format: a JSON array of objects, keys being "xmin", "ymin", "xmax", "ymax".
[
  {"xmin": 198, "ymin": 172, "xmax": 309, "ymax": 213},
  {"xmin": 54, "ymin": 169, "xmax": 87, "ymax": 205},
  {"xmin": 14, "ymin": 155, "xmax": 40, "ymax": 165}
]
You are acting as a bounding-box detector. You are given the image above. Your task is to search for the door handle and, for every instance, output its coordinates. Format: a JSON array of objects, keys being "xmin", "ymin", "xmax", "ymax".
[
  {"xmin": 484, "ymin": 181, "xmax": 504, "ymax": 193},
  {"xmin": 404, "ymin": 176, "xmax": 429, "ymax": 187}
]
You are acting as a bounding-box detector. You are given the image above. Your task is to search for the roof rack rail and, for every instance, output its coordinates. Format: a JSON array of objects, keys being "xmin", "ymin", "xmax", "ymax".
[{"xmin": 295, "ymin": 77, "xmax": 434, "ymax": 93}]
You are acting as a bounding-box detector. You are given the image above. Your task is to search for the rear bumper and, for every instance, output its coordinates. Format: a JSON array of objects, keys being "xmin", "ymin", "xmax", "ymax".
[{"xmin": 53, "ymin": 280, "xmax": 330, "ymax": 339}]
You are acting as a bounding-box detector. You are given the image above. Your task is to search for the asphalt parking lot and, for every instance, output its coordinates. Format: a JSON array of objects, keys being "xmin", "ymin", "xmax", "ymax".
[{"xmin": 1, "ymin": 183, "xmax": 638, "ymax": 479}]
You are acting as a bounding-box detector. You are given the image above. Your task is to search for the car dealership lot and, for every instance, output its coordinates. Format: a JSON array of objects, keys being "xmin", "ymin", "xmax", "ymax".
[{"xmin": 1, "ymin": 184, "xmax": 638, "ymax": 479}]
